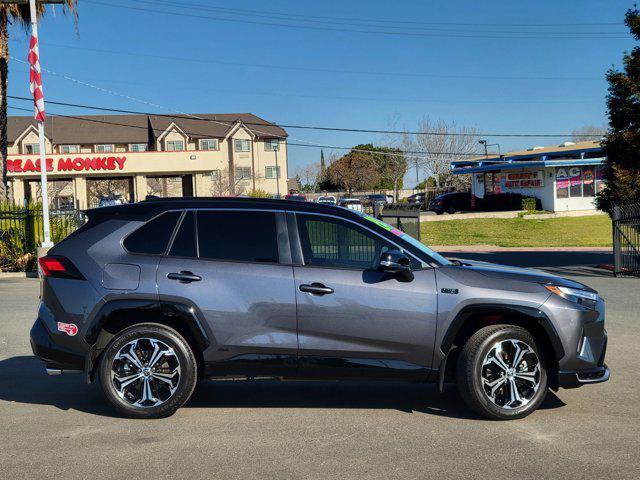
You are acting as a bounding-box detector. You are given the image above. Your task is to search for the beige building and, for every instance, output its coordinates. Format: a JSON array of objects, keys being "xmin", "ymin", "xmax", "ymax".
[{"xmin": 6, "ymin": 113, "xmax": 288, "ymax": 208}]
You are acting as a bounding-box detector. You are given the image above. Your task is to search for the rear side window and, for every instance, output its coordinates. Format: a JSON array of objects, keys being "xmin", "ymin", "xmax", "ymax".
[
  {"xmin": 123, "ymin": 211, "xmax": 181, "ymax": 255},
  {"xmin": 197, "ymin": 210, "xmax": 279, "ymax": 263},
  {"xmin": 169, "ymin": 211, "xmax": 197, "ymax": 257}
]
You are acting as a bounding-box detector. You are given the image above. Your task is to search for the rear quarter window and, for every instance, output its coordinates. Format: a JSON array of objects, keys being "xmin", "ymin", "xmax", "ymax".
[{"xmin": 123, "ymin": 211, "xmax": 182, "ymax": 255}]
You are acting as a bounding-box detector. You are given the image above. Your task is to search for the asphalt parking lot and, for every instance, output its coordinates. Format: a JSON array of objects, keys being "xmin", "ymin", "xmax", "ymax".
[{"xmin": 0, "ymin": 261, "xmax": 638, "ymax": 479}]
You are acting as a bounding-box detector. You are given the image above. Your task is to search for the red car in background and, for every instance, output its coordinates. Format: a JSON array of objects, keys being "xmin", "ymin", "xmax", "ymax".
[{"xmin": 284, "ymin": 193, "xmax": 307, "ymax": 201}]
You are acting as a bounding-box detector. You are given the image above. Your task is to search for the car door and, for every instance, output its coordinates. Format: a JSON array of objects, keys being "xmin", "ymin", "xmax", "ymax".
[
  {"xmin": 156, "ymin": 209, "xmax": 298, "ymax": 375},
  {"xmin": 290, "ymin": 212, "xmax": 438, "ymax": 380}
]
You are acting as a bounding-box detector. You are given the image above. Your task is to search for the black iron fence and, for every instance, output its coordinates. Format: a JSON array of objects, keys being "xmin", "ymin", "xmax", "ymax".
[
  {"xmin": 0, "ymin": 201, "xmax": 86, "ymax": 271},
  {"xmin": 612, "ymin": 204, "xmax": 640, "ymax": 277}
]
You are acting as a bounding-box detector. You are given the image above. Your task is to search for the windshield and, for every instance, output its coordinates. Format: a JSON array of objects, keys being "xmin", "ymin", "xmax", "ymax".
[{"xmin": 357, "ymin": 212, "xmax": 452, "ymax": 266}]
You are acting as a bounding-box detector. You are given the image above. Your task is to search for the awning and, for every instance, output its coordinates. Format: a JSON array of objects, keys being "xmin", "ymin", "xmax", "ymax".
[{"xmin": 451, "ymin": 157, "xmax": 605, "ymax": 174}]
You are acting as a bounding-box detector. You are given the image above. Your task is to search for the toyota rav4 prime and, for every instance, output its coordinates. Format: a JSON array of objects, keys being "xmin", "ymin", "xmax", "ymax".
[{"xmin": 30, "ymin": 198, "xmax": 609, "ymax": 419}]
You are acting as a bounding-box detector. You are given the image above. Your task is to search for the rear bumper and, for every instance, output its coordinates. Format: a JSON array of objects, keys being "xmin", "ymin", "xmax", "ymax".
[
  {"xmin": 557, "ymin": 365, "xmax": 611, "ymax": 388},
  {"xmin": 30, "ymin": 317, "xmax": 85, "ymax": 371}
]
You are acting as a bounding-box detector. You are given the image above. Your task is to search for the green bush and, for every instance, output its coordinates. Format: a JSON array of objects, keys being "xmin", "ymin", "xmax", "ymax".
[{"xmin": 521, "ymin": 196, "xmax": 540, "ymax": 211}]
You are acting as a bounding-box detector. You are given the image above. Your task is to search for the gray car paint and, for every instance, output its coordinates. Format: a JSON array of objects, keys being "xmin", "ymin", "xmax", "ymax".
[{"xmin": 38, "ymin": 203, "xmax": 607, "ymax": 386}]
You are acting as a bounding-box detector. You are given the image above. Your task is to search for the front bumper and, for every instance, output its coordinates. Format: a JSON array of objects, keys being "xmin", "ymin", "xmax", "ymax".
[{"xmin": 558, "ymin": 365, "xmax": 611, "ymax": 388}]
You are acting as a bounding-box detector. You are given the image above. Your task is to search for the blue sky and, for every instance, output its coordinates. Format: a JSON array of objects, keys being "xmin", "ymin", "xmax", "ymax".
[{"xmin": 7, "ymin": 0, "xmax": 636, "ymax": 186}]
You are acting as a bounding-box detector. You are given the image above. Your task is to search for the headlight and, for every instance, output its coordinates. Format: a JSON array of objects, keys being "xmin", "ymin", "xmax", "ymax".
[{"xmin": 544, "ymin": 284, "xmax": 599, "ymax": 309}]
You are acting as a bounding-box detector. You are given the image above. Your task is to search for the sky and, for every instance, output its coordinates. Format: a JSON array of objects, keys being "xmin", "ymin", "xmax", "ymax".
[{"xmin": 6, "ymin": 0, "xmax": 636, "ymax": 186}]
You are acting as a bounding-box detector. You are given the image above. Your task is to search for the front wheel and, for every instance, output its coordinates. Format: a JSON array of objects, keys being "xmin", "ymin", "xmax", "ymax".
[
  {"xmin": 456, "ymin": 325, "xmax": 548, "ymax": 420},
  {"xmin": 98, "ymin": 323, "xmax": 198, "ymax": 419}
]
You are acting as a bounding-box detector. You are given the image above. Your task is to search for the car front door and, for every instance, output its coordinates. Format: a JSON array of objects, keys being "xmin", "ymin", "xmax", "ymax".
[
  {"xmin": 290, "ymin": 212, "xmax": 438, "ymax": 380},
  {"xmin": 156, "ymin": 209, "xmax": 298, "ymax": 376}
]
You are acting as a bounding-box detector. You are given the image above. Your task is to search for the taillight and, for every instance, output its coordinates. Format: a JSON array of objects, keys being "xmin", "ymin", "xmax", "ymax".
[{"xmin": 38, "ymin": 256, "xmax": 85, "ymax": 280}]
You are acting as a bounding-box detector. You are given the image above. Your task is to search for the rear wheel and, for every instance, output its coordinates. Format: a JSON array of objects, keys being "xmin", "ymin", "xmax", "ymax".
[
  {"xmin": 446, "ymin": 205, "xmax": 457, "ymax": 214},
  {"xmin": 98, "ymin": 323, "xmax": 197, "ymax": 419},
  {"xmin": 456, "ymin": 324, "xmax": 548, "ymax": 420}
]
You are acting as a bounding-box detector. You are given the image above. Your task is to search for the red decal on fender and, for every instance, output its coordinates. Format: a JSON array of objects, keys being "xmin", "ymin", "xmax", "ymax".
[{"xmin": 57, "ymin": 322, "xmax": 78, "ymax": 336}]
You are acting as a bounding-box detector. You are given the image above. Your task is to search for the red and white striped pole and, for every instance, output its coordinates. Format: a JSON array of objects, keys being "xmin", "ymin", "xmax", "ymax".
[{"xmin": 28, "ymin": 0, "xmax": 52, "ymax": 246}]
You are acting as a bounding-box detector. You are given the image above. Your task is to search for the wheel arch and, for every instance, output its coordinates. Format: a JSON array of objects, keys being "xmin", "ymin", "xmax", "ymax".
[
  {"xmin": 439, "ymin": 304, "xmax": 565, "ymax": 389},
  {"xmin": 84, "ymin": 298, "xmax": 210, "ymax": 380}
]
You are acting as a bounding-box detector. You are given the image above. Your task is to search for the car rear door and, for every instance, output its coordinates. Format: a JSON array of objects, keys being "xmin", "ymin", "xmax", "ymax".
[
  {"xmin": 156, "ymin": 209, "xmax": 298, "ymax": 373},
  {"xmin": 289, "ymin": 212, "xmax": 438, "ymax": 380}
]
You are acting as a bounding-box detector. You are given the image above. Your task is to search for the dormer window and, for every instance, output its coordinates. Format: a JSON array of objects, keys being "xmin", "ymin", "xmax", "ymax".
[
  {"xmin": 24, "ymin": 143, "xmax": 39, "ymax": 154},
  {"xmin": 60, "ymin": 145, "xmax": 78, "ymax": 154},
  {"xmin": 96, "ymin": 144, "xmax": 114, "ymax": 153},
  {"xmin": 200, "ymin": 139, "xmax": 218, "ymax": 151},
  {"xmin": 234, "ymin": 139, "xmax": 251, "ymax": 152},
  {"xmin": 166, "ymin": 140, "xmax": 184, "ymax": 151}
]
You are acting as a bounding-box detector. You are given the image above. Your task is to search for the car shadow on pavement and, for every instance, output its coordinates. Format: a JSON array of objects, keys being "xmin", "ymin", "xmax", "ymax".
[{"xmin": 0, "ymin": 355, "xmax": 566, "ymax": 419}]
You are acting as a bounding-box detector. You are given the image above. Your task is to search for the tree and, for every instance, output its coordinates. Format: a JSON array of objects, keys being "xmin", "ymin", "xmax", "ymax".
[
  {"xmin": 403, "ymin": 118, "xmax": 479, "ymax": 190},
  {"xmin": 596, "ymin": 7, "xmax": 640, "ymax": 212},
  {"xmin": 0, "ymin": 2, "xmax": 78, "ymax": 200},
  {"xmin": 328, "ymin": 151, "xmax": 380, "ymax": 195},
  {"xmin": 295, "ymin": 162, "xmax": 320, "ymax": 192},
  {"xmin": 209, "ymin": 168, "xmax": 256, "ymax": 197},
  {"xmin": 347, "ymin": 144, "xmax": 406, "ymax": 199},
  {"xmin": 571, "ymin": 125, "xmax": 607, "ymax": 142}
]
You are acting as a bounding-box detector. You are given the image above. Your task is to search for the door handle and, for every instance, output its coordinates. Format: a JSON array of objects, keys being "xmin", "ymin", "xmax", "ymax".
[
  {"xmin": 299, "ymin": 283, "xmax": 334, "ymax": 295},
  {"xmin": 167, "ymin": 271, "xmax": 202, "ymax": 283}
]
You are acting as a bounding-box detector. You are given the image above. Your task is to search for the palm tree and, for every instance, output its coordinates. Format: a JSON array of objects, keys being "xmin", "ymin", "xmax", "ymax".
[{"xmin": 0, "ymin": 1, "xmax": 77, "ymax": 200}]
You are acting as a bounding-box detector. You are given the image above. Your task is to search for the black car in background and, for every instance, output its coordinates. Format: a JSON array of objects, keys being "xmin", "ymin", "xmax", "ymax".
[{"xmin": 428, "ymin": 192, "xmax": 475, "ymax": 214}]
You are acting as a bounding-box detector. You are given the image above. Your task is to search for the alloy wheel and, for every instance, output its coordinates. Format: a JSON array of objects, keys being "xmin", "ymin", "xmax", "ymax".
[
  {"xmin": 480, "ymin": 339, "xmax": 541, "ymax": 410},
  {"xmin": 110, "ymin": 337, "xmax": 181, "ymax": 408}
]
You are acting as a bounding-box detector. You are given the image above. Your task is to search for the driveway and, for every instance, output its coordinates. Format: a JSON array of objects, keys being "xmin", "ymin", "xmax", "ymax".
[{"xmin": 0, "ymin": 269, "xmax": 638, "ymax": 479}]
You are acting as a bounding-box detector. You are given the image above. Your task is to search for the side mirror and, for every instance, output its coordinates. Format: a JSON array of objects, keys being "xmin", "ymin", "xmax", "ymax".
[{"xmin": 378, "ymin": 249, "xmax": 411, "ymax": 274}]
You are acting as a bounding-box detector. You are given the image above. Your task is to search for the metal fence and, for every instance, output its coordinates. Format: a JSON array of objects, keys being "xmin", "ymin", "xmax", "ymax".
[
  {"xmin": 612, "ymin": 204, "xmax": 640, "ymax": 277},
  {"xmin": 0, "ymin": 201, "xmax": 86, "ymax": 271},
  {"xmin": 376, "ymin": 203, "xmax": 421, "ymax": 240}
]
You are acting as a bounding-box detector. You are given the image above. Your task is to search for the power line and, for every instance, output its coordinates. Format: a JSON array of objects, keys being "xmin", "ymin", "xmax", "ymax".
[
  {"xmin": 144, "ymin": 0, "xmax": 623, "ymax": 28},
  {"xmin": 24, "ymin": 41, "xmax": 600, "ymax": 82},
  {"xmin": 85, "ymin": 0, "xmax": 629, "ymax": 39},
  {"xmin": 7, "ymin": 94, "xmax": 601, "ymax": 138},
  {"xmin": 138, "ymin": 0, "xmax": 626, "ymax": 35},
  {"xmin": 7, "ymin": 104, "xmax": 489, "ymax": 158}
]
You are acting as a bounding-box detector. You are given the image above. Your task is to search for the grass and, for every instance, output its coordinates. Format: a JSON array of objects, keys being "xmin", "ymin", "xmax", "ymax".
[{"xmin": 421, "ymin": 215, "xmax": 612, "ymax": 247}]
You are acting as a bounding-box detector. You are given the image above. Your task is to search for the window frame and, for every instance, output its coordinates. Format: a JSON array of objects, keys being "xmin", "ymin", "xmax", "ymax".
[
  {"xmin": 165, "ymin": 140, "xmax": 185, "ymax": 152},
  {"xmin": 234, "ymin": 139, "xmax": 251, "ymax": 152},
  {"xmin": 265, "ymin": 165, "xmax": 281, "ymax": 179},
  {"xmin": 96, "ymin": 144, "xmax": 114, "ymax": 153},
  {"xmin": 163, "ymin": 208, "xmax": 291, "ymax": 265},
  {"xmin": 288, "ymin": 211, "xmax": 429, "ymax": 271},
  {"xmin": 199, "ymin": 139, "xmax": 219, "ymax": 151},
  {"xmin": 130, "ymin": 143, "xmax": 148, "ymax": 152},
  {"xmin": 264, "ymin": 139, "xmax": 280, "ymax": 151},
  {"xmin": 24, "ymin": 143, "xmax": 40, "ymax": 154},
  {"xmin": 60, "ymin": 144, "xmax": 79, "ymax": 154},
  {"xmin": 121, "ymin": 210, "xmax": 184, "ymax": 256},
  {"xmin": 235, "ymin": 166, "xmax": 252, "ymax": 180}
]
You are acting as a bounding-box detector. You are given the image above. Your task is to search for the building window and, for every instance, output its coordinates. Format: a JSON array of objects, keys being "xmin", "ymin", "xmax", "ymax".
[
  {"xmin": 60, "ymin": 145, "xmax": 78, "ymax": 154},
  {"xmin": 130, "ymin": 143, "xmax": 148, "ymax": 152},
  {"xmin": 265, "ymin": 166, "xmax": 280, "ymax": 179},
  {"xmin": 235, "ymin": 166, "xmax": 252, "ymax": 180},
  {"xmin": 96, "ymin": 144, "xmax": 114, "ymax": 153},
  {"xmin": 234, "ymin": 139, "xmax": 251, "ymax": 152},
  {"xmin": 200, "ymin": 139, "xmax": 219, "ymax": 151},
  {"xmin": 166, "ymin": 140, "xmax": 184, "ymax": 151},
  {"xmin": 210, "ymin": 170, "xmax": 221, "ymax": 181},
  {"xmin": 25, "ymin": 143, "xmax": 39, "ymax": 154},
  {"xmin": 556, "ymin": 166, "xmax": 602, "ymax": 199},
  {"xmin": 264, "ymin": 139, "xmax": 279, "ymax": 151}
]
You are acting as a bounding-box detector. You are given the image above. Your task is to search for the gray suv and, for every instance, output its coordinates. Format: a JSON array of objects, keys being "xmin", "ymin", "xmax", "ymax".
[{"xmin": 30, "ymin": 198, "xmax": 609, "ymax": 419}]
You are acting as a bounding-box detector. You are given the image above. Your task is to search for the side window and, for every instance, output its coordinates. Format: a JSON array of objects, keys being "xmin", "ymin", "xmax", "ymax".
[
  {"xmin": 169, "ymin": 211, "xmax": 197, "ymax": 257},
  {"xmin": 123, "ymin": 211, "xmax": 181, "ymax": 255},
  {"xmin": 296, "ymin": 214, "xmax": 412, "ymax": 270},
  {"xmin": 197, "ymin": 210, "xmax": 278, "ymax": 263}
]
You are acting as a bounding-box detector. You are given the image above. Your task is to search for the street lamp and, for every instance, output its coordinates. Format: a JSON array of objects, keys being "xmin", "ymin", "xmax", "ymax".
[
  {"xmin": 478, "ymin": 140, "xmax": 501, "ymax": 158},
  {"xmin": 270, "ymin": 139, "xmax": 280, "ymax": 198}
]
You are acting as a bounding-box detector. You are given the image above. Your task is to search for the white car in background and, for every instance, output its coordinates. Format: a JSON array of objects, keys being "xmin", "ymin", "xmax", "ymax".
[
  {"xmin": 316, "ymin": 195, "xmax": 337, "ymax": 205},
  {"xmin": 338, "ymin": 198, "xmax": 363, "ymax": 212}
]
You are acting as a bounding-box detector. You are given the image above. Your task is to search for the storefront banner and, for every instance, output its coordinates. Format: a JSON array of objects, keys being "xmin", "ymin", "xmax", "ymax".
[
  {"xmin": 7, "ymin": 156, "xmax": 127, "ymax": 174},
  {"xmin": 556, "ymin": 168, "xmax": 570, "ymax": 189},
  {"xmin": 504, "ymin": 170, "xmax": 544, "ymax": 188}
]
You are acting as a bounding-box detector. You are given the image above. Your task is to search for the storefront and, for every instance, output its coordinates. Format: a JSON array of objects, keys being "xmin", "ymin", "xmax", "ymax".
[
  {"xmin": 451, "ymin": 141, "xmax": 605, "ymax": 212},
  {"xmin": 6, "ymin": 113, "xmax": 289, "ymax": 208}
]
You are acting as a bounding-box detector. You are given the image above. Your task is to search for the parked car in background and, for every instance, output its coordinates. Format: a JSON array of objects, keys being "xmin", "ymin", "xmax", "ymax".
[
  {"xmin": 362, "ymin": 194, "xmax": 388, "ymax": 207},
  {"xmin": 428, "ymin": 192, "xmax": 476, "ymax": 214},
  {"xmin": 338, "ymin": 198, "xmax": 363, "ymax": 212},
  {"xmin": 316, "ymin": 195, "xmax": 337, "ymax": 205},
  {"xmin": 407, "ymin": 192, "xmax": 426, "ymax": 206},
  {"xmin": 284, "ymin": 193, "xmax": 307, "ymax": 201},
  {"xmin": 98, "ymin": 196, "xmax": 123, "ymax": 208},
  {"xmin": 32, "ymin": 197, "xmax": 609, "ymax": 419}
]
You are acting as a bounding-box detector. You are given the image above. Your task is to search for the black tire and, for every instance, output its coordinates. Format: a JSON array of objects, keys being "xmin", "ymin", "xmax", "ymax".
[
  {"xmin": 446, "ymin": 206, "xmax": 456, "ymax": 214},
  {"xmin": 435, "ymin": 210, "xmax": 444, "ymax": 215},
  {"xmin": 98, "ymin": 323, "xmax": 198, "ymax": 419},
  {"xmin": 456, "ymin": 324, "xmax": 548, "ymax": 420}
]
